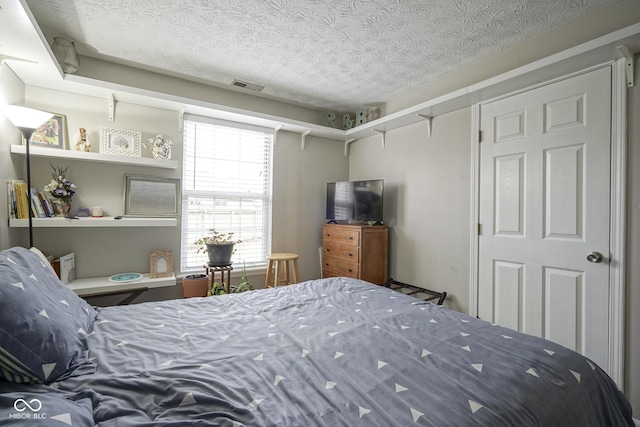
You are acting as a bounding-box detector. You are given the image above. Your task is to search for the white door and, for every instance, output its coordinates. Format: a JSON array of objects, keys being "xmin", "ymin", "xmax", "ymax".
[{"xmin": 478, "ymin": 67, "xmax": 612, "ymax": 371}]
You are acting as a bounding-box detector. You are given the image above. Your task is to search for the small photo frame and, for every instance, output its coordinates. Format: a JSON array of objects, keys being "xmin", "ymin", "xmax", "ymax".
[
  {"xmin": 99, "ymin": 126, "xmax": 141, "ymax": 157},
  {"xmin": 23, "ymin": 113, "xmax": 68, "ymax": 149},
  {"xmin": 150, "ymin": 251, "xmax": 173, "ymax": 278},
  {"xmin": 124, "ymin": 175, "xmax": 181, "ymax": 217}
]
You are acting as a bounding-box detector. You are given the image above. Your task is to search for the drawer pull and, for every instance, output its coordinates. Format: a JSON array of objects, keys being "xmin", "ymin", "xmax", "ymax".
[
  {"xmin": 348, "ymin": 253, "xmax": 353, "ymax": 257},
  {"xmin": 348, "ymin": 269, "xmax": 352, "ymax": 273},
  {"xmin": 349, "ymin": 237, "xmax": 353, "ymax": 240},
  {"xmin": 326, "ymin": 248, "xmax": 330, "ymax": 252}
]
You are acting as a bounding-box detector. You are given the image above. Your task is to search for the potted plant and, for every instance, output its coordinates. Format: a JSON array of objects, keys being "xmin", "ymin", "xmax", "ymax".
[
  {"xmin": 182, "ymin": 274, "xmax": 208, "ymax": 298},
  {"xmin": 194, "ymin": 229, "xmax": 240, "ymax": 266},
  {"xmin": 230, "ymin": 262, "xmax": 254, "ymax": 293},
  {"xmin": 207, "ymin": 281, "xmax": 227, "ymax": 296}
]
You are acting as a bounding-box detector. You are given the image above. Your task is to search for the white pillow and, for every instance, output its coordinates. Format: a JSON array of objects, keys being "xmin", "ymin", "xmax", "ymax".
[{"xmin": 30, "ymin": 246, "xmax": 58, "ymax": 275}]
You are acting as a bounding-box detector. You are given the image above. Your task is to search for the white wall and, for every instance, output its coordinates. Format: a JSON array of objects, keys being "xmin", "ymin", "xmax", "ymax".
[
  {"xmin": 348, "ymin": 108, "xmax": 472, "ymax": 314},
  {"xmin": 0, "ymin": 65, "xmax": 28, "ymax": 249}
]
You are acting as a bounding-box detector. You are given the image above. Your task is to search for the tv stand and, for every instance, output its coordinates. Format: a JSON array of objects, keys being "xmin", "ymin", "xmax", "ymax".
[
  {"xmin": 326, "ymin": 219, "xmax": 338, "ymax": 224},
  {"xmin": 321, "ymin": 223, "xmax": 388, "ymax": 285}
]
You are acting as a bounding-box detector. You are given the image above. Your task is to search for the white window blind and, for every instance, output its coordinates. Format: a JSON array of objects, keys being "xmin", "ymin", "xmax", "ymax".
[{"xmin": 181, "ymin": 114, "xmax": 273, "ymax": 272}]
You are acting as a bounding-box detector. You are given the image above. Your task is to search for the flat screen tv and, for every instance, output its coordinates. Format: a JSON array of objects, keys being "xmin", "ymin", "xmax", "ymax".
[{"xmin": 326, "ymin": 179, "xmax": 383, "ymax": 223}]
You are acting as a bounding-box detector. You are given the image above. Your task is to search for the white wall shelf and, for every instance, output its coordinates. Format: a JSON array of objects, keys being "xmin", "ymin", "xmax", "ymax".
[
  {"xmin": 10, "ymin": 145, "xmax": 179, "ymax": 169},
  {"xmin": 9, "ymin": 216, "xmax": 177, "ymax": 228},
  {"xmin": 67, "ymin": 273, "xmax": 176, "ymax": 297}
]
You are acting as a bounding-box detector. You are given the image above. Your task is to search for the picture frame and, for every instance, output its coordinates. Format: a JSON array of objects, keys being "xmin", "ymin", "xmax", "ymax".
[
  {"xmin": 22, "ymin": 113, "xmax": 68, "ymax": 149},
  {"xmin": 150, "ymin": 251, "xmax": 173, "ymax": 278},
  {"xmin": 124, "ymin": 175, "xmax": 181, "ymax": 217},
  {"xmin": 99, "ymin": 126, "xmax": 141, "ymax": 157}
]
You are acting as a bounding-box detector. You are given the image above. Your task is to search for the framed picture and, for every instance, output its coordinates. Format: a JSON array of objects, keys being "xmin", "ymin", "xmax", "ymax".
[
  {"xmin": 99, "ymin": 126, "xmax": 141, "ymax": 157},
  {"xmin": 23, "ymin": 113, "xmax": 68, "ymax": 149},
  {"xmin": 124, "ymin": 175, "xmax": 180, "ymax": 217},
  {"xmin": 150, "ymin": 251, "xmax": 173, "ymax": 278}
]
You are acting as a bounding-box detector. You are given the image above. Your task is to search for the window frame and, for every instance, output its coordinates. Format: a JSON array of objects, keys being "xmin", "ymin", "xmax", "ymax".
[{"xmin": 180, "ymin": 114, "xmax": 273, "ymax": 273}]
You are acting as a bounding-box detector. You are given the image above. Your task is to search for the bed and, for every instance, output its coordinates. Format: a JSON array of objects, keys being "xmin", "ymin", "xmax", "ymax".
[{"xmin": 0, "ymin": 247, "xmax": 634, "ymax": 426}]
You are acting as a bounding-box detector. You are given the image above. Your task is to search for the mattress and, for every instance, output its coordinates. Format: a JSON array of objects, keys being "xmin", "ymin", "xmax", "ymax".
[{"xmin": 0, "ymin": 276, "xmax": 633, "ymax": 426}]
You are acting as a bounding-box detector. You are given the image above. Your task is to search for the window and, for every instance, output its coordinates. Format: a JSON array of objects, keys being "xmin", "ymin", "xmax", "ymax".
[{"xmin": 181, "ymin": 114, "xmax": 273, "ymax": 272}]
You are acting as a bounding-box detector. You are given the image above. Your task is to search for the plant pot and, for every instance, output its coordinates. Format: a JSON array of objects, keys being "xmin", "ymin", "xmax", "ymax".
[
  {"xmin": 206, "ymin": 242, "xmax": 235, "ymax": 266},
  {"xmin": 182, "ymin": 274, "xmax": 208, "ymax": 298}
]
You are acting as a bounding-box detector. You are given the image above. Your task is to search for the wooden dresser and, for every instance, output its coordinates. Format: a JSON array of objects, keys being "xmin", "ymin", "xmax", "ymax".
[{"xmin": 321, "ymin": 223, "xmax": 388, "ymax": 285}]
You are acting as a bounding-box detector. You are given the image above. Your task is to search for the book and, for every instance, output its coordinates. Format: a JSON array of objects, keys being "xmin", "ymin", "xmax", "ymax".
[
  {"xmin": 37, "ymin": 192, "xmax": 52, "ymax": 217},
  {"xmin": 13, "ymin": 181, "xmax": 29, "ymax": 219},
  {"xmin": 6, "ymin": 181, "xmax": 17, "ymax": 219},
  {"xmin": 30, "ymin": 188, "xmax": 46, "ymax": 218}
]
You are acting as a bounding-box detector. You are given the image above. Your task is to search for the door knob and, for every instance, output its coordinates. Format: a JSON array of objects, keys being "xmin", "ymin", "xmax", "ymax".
[{"xmin": 586, "ymin": 251, "xmax": 603, "ymax": 263}]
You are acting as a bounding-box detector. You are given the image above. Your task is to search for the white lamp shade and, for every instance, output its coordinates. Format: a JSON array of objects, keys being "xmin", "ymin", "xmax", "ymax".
[{"xmin": 2, "ymin": 105, "xmax": 53, "ymax": 133}]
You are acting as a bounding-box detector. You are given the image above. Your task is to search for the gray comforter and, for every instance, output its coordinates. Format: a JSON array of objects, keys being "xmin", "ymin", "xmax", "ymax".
[{"xmin": 0, "ymin": 277, "xmax": 633, "ymax": 426}]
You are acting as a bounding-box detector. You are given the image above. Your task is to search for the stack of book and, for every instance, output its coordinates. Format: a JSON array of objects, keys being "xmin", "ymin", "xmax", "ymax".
[{"xmin": 6, "ymin": 180, "xmax": 56, "ymax": 219}]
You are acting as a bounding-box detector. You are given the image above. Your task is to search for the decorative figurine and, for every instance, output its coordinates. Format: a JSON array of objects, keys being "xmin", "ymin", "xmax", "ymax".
[{"xmin": 74, "ymin": 127, "xmax": 91, "ymax": 152}]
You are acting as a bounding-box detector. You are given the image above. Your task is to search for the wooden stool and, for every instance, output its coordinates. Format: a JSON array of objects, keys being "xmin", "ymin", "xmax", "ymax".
[
  {"xmin": 205, "ymin": 264, "xmax": 233, "ymax": 294},
  {"xmin": 264, "ymin": 253, "xmax": 299, "ymax": 288}
]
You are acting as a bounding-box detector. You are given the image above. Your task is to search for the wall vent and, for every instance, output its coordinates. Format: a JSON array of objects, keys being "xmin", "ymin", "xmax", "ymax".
[{"xmin": 231, "ymin": 79, "xmax": 264, "ymax": 92}]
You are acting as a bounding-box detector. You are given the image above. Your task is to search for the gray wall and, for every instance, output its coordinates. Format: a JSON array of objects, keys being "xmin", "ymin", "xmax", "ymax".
[{"xmin": 348, "ymin": 108, "xmax": 472, "ymax": 314}]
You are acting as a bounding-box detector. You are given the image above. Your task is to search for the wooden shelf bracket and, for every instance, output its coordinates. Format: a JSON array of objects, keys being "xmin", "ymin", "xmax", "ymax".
[
  {"xmin": 273, "ymin": 124, "xmax": 284, "ymax": 146},
  {"xmin": 178, "ymin": 106, "xmax": 186, "ymax": 131},
  {"xmin": 617, "ymin": 45, "xmax": 635, "ymax": 88},
  {"xmin": 373, "ymin": 129, "xmax": 386, "ymax": 148},
  {"xmin": 416, "ymin": 114, "xmax": 433, "ymax": 137},
  {"xmin": 300, "ymin": 130, "xmax": 311, "ymax": 150},
  {"xmin": 108, "ymin": 92, "xmax": 116, "ymax": 121},
  {"xmin": 344, "ymin": 138, "xmax": 355, "ymax": 156}
]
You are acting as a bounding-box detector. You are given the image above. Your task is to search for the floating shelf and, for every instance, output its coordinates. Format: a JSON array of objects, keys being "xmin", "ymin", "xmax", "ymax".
[
  {"xmin": 9, "ymin": 216, "xmax": 177, "ymax": 228},
  {"xmin": 67, "ymin": 273, "xmax": 176, "ymax": 297},
  {"xmin": 10, "ymin": 145, "xmax": 179, "ymax": 169}
]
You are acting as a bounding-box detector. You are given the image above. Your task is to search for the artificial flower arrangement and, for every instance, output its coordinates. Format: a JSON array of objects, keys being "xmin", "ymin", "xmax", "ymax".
[
  {"xmin": 144, "ymin": 134, "xmax": 173, "ymax": 160},
  {"xmin": 44, "ymin": 163, "xmax": 76, "ymax": 201}
]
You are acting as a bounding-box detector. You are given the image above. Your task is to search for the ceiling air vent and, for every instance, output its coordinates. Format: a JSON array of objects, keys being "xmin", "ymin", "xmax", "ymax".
[{"xmin": 231, "ymin": 79, "xmax": 264, "ymax": 92}]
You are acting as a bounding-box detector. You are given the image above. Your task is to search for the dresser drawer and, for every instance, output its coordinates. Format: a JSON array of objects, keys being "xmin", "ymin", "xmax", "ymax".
[
  {"xmin": 322, "ymin": 256, "xmax": 359, "ymax": 278},
  {"xmin": 323, "ymin": 227, "xmax": 360, "ymax": 246},
  {"xmin": 323, "ymin": 242, "xmax": 360, "ymax": 262},
  {"xmin": 322, "ymin": 267, "xmax": 358, "ymax": 280}
]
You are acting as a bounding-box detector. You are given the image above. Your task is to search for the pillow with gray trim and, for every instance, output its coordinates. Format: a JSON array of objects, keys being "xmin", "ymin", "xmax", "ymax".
[{"xmin": 0, "ymin": 247, "xmax": 98, "ymax": 383}]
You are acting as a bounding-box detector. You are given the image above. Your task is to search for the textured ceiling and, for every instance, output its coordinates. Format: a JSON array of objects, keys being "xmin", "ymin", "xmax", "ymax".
[{"xmin": 25, "ymin": 0, "xmax": 618, "ymax": 113}]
